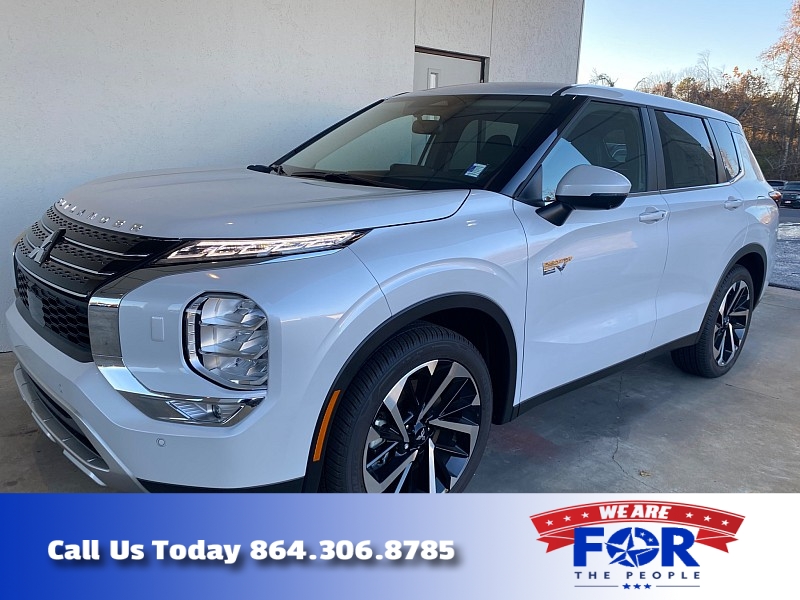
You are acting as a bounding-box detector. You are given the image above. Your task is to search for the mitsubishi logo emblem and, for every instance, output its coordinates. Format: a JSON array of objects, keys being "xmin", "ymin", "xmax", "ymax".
[{"xmin": 28, "ymin": 229, "xmax": 65, "ymax": 265}]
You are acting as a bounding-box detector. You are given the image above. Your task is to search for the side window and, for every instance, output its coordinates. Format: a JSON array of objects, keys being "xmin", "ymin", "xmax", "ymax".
[
  {"xmin": 708, "ymin": 119, "xmax": 741, "ymax": 181},
  {"xmin": 656, "ymin": 111, "xmax": 717, "ymax": 189},
  {"xmin": 539, "ymin": 102, "xmax": 647, "ymax": 201}
]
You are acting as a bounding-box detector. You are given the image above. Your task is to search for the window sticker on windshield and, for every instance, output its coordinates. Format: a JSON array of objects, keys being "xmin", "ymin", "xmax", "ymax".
[{"xmin": 464, "ymin": 163, "xmax": 487, "ymax": 178}]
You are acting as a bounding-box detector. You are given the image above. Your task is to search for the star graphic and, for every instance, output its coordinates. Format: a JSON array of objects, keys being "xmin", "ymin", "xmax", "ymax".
[
  {"xmin": 607, "ymin": 528, "xmax": 659, "ymax": 568},
  {"xmin": 623, "ymin": 584, "xmax": 631, "ymax": 589},
  {"xmin": 722, "ymin": 520, "xmax": 729, "ymax": 526},
  {"xmin": 564, "ymin": 515, "xmax": 571, "ymax": 522},
  {"xmin": 686, "ymin": 512, "xmax": 693, "ymax": 518},
  {"xmin": 704, "ymin": 515, "xmax": 711, "ymax": 522},
  {"xmin": 634, "ymin": 584, "xmax": 641, "ymax": 589},
  {"xmin": 645, "ymin": 584, "xmax": 651, "ymax": 589},
  {"xmin": 546, "ymin": 520, "xmax": 553, "ymax": 526},
  {"xmin": 582, "ymin": 512, "xmax": 590, "ymax": 518}
]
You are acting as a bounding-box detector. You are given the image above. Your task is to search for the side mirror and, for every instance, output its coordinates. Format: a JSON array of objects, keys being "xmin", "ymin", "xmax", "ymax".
[{"xmin": 536, "ymin": 165, "xmax": 631, "ymax": 226}]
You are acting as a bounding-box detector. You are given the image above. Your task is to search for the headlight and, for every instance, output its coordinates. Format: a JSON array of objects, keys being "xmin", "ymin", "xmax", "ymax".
[
  {"xmin": 162, "ymin": 231, "xmax": 366, "ymax": 263},
  {"xmin": 185, "ymin": 294, "xmax": 269, "ymax": 389}
]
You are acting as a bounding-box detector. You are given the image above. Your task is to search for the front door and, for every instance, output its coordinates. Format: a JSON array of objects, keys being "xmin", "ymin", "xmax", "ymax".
[{"xmin": 514, "ymin": 101, "xmax": 669, "ymax": 400}]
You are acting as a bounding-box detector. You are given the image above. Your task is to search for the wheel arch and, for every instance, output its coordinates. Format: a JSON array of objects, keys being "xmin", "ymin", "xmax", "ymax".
[
  {"xmin": 724, "ymin": 243, "xmax": 768, "ymax": 306},
  {"xmin": 302, "ymin": 293, "xmax": 518, "ymax": 491}
]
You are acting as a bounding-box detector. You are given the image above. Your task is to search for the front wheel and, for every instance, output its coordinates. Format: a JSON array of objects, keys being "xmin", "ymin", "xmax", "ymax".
[
  {"xmin": 671, "ymin": 265, "xmax": 754, "ymax": 378},
  {"xmin": 324, "ymin": 324, "xmax": 492, "ymax": 493}
]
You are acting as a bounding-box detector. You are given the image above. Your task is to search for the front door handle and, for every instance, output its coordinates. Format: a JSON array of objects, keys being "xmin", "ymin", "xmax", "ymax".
[
  {"xmin": 639, "ymin": 207, "xmax": 667, "ymax": 223},
  {"xmin": 724, "ymin": 197, "xmax": 743, "ymax": 210}
]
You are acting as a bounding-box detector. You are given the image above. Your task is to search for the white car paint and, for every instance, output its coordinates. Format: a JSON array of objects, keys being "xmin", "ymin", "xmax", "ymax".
[
  {"xmin": 59, "ymin": 167, "xmax": 469, "ymax": 238},
  {"xmin": 6, "ymin": 84, "xmax": 778, "ymax": 492}
]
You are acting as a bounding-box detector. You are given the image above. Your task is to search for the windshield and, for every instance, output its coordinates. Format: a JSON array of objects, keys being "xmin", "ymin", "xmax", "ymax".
[
  {"xmin": 279, "ymin": 94, "xmax": 570, "ymax": 191},
  {"xmin": 784, "ymin": 181, "xmax": 800, "ymax": 191}
]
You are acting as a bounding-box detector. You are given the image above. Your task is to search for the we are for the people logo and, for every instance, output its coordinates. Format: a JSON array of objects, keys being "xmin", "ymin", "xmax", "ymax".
[{"xmin": 530, "ymin": 501, "xmax": 744, "ymax": 591}]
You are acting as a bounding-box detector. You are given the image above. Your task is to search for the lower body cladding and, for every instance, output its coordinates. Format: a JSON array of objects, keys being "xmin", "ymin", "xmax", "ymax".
[{"xmin": 5, "ymin": 248, "xmax": 391, "ymax": 491}]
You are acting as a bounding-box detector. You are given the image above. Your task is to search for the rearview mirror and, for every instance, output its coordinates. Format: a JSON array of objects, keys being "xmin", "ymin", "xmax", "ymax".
[
  {"xmin": 412, "ymin": 117, "xmax": 443, "ymax": 135},
  {"xmin": 537, "ymin": 165, "xmax": 631, "ymax": 226}
]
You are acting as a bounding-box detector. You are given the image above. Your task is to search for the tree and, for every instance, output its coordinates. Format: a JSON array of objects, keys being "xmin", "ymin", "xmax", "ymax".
[
  {"xmin": 589, "ymin": 69, "xmax": 617, "ymax": 87},
  {"xmin": 589, "ymin": 4, "xmax": 800, "ymax": 178},
  {"xmin": 760, "ymin": 0, "xmax": 800, "ymax": 177}
]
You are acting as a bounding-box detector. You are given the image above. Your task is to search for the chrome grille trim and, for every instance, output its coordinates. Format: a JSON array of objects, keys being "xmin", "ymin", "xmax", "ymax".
[
  {"xmin": 21, "ymin": 234, "xmax": 113, "ymax": 276},
  {"xmin": 63, "ymin": 236, "xmax": 150, "ymax": 259},
  {"xmin": 15, "ymin": 258, "xmax": 87, "ymax": 298},
  {"xmin": 37, "ymin": 217, "xmax": 150, "ymax": 258},
  {"xmin": 13, "ymin": 203, "xmax": 182, "ymax": 357},
  {"xmin": 48, "ymin": 254, "xmax": 113, "ymax": 277}
]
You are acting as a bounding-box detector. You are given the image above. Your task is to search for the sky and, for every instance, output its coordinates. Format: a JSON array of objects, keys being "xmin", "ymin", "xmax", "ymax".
[{"xmin": 578, "ymin": 0, "xmax": 794, "ymax": 89}]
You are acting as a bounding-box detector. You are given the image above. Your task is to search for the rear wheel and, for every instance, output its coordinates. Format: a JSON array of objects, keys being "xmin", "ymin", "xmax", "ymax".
[
  {"xmin": 671, "ymin": 265, "xmax": 754, "ymax": 378},
  {"xmin": 324, "ymin": 324, "xmax": 492, "ymax": 493}
]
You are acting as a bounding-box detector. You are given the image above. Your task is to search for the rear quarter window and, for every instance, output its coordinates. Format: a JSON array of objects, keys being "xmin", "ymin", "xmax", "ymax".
[{"xmin": 708, "ymin": 119, "xmax": 741, "ymax": 181}]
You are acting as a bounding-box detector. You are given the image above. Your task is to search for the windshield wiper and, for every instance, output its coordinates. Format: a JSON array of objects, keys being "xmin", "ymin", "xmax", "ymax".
[
  {"xmin": 247, "ymin": 164, "xmax": 286, "ymax": 175},
  {"xmin": 289, "ymin": 170, "xmax": 406, "ymax": 189}
]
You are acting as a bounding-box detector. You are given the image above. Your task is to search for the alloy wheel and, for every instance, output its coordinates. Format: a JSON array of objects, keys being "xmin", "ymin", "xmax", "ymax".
[
  {"xmin": 362, "ymin": 359, "xmax": 482, "ymax": 493},
  {"xmin": 713, "ymin": 279, "xmax": 751, "ymax": 366}
]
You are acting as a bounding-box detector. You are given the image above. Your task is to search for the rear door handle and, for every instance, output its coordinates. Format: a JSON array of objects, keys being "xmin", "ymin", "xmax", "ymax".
[
  {"xmin": 724, "ymin": 197, "xmax": 743, "ymax": 210},
  {"xmin": 639, "ymin": 207, "xmax": 667, "ymax": 223}
]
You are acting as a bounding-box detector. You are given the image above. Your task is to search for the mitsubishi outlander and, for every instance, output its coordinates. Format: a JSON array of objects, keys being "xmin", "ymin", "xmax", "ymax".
[{"xmin": 7, "ymin": 83, "xmax": 778, "ymax": 493}]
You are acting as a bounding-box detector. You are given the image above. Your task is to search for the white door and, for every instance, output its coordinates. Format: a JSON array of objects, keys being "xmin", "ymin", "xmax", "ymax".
[
  {"xmin": 413, "ymin": 50, "xmax": 483, "ymax": 91},
  {"xmin": 515, "ymin": 101, "xmax": 669, "ymax": 399},
  {"xmin": 649, "ymin": 111, "xmax": 750, "ymax": 347}
]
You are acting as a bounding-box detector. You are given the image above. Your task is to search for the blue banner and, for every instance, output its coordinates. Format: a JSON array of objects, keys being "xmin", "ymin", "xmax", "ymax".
[{"xmin": 1, "ymin": 494, "xmax": 792, "ymax": 597}]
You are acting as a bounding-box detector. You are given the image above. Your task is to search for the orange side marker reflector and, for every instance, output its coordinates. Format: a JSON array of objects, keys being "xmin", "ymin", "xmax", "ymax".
[{"xmin": 313, "ymin": 389, "xmax": 341, "ymax": 462}]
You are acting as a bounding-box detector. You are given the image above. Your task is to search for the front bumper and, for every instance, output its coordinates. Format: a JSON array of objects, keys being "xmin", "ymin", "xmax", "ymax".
[
  {"xmin": 6, "ymin": 302, "xmax": 308, "ymax": 491},
  {"xmin": 6, "ymin": 246, "xmax": 390, "ymax": 491},
  {"xmin": 13, "ymin": 363, "xmax": 141, "ymax": 491}
]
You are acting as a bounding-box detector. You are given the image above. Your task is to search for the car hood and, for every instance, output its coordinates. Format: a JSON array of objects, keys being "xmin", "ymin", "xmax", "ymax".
[{"xmin": 56, "ymin": 167, "xmax": 469, "ymax": 239}]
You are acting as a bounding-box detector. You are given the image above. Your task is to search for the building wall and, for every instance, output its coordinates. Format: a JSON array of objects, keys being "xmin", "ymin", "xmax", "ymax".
[
  {"xmin": 0, "ymin": 0, "xmax": 583, "ymax": 350},
  {"xmin": 414, "ymin": 0, "xmax": 584, "ymax": 82},
  {"xmin": 489, "ymin": 0, "xmax": 584, "ymax": 82},
  {"xmin": 415, "ymin": 0, "xmax": 494, "ymax": 57}
]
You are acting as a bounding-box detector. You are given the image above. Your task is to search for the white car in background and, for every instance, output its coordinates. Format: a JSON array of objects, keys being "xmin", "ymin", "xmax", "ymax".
[{"xmin": 8, "ymin": 83, "xmax": 778, "ymax": 493}]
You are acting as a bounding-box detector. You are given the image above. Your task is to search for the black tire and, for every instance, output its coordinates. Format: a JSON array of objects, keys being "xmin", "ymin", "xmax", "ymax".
[
  {"xmin": 671, "ymin": 265, "xmax": 754, "ymax": 378},
  {"xmin": 324, "ymin": 323, "xmax": 492, "ymax": 493}
]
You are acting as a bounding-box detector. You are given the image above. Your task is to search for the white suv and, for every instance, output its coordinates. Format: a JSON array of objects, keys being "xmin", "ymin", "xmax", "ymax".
[{"xmin": 7, "ymin": 83, "xmax": 778, "ymax": 493}]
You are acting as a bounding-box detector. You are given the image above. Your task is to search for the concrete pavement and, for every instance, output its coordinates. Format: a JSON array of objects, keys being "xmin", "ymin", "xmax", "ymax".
[
  {"xmin": 469, "ymin": 286, "xmax": 800, "ymax": 492},
  {"xmin": 1, "ymin": 285, "xmax": 798, "ymax": 493},
  {"xmin": 771, "ymin": 208, "xmax": 800, "ymax": 291}
]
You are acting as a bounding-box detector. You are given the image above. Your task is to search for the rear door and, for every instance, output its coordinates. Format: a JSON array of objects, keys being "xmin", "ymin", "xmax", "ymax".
[{"xmin": 650, "ymin": 111, "xmax": 750, "ymax": 347}]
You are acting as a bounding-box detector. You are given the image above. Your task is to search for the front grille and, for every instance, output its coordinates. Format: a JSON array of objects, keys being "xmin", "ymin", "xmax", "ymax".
[
  {"xmin": 15, "ymin": 266, "xmax": 91, "ymax": 349},
  {"xmin": 45, "ymin": 207, "xmax": 149, "ymax": 252},
  {"xmin": 14, "ymin": 204, "xmax": 181, "ymax": 357}
]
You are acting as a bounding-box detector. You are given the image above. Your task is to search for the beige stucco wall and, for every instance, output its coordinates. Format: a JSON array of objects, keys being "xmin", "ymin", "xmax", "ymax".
[{"xmin": 0, "ymin": 0, "xmax": 583, "ymax": 350}]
